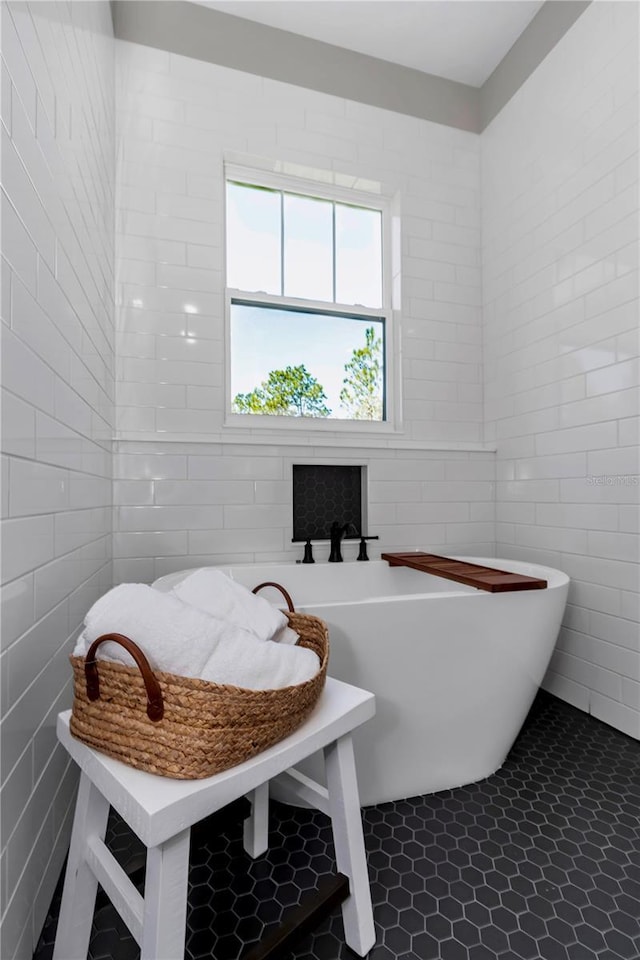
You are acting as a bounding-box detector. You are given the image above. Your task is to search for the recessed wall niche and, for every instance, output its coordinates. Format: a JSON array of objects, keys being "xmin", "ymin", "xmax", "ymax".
[{"xmin": 292, "ymin": 465, "xmax": 364, "ymax": 542}]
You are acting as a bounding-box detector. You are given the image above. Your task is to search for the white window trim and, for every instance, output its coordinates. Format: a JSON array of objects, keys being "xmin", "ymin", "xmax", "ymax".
[{"xmin": 223, "ymin": 162, "xmax": 402, "ymax": 435}]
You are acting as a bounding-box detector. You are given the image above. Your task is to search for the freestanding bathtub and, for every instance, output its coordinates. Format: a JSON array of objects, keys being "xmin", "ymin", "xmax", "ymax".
[{"xmin": 153, "ymin": 557, "xmax": 569, "ymax": 806}]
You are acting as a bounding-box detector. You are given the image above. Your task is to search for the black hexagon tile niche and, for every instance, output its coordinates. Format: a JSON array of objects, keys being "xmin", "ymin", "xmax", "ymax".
[
  {"xmin": 292, "ymin": 464, "xmax": 363, "ymax": 542},
  {"xmin": 34, "ymin": 692, "xmax": 640, "ymax": 960}
]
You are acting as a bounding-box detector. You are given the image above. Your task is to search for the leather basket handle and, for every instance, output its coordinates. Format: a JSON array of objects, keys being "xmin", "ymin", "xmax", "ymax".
[
  {"xmin": 84, "ymin": 633, "xmax": 164, "ymax": 722},
  {"xmin": 251, "ymin": 581, "xmax": 295, "ymax": 613}
]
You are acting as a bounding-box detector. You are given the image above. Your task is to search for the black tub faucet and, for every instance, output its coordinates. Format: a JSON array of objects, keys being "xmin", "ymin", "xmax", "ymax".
[{"xmin": 328, "ymin": 521, "xmax": 348, "ymax": 562}]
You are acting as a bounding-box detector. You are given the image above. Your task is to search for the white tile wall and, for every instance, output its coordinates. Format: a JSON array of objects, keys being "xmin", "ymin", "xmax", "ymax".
[
  {"xmin": 111, "ymin": 42, "xmax": 493, "ymax": 579},
  {"xmin": 482, "ymin": 2, "xmax": 640, "ymax": 739},
  {"xmin": 115, "ymin": 40, "xmax": 483, "ymax": 446},
  {"xmin": 112, "ymin": 441, "xmax": 496, "ymax": 580},
  {"xmin": 0, "ymin": 4, "xmax": 114, "ymax": 957}
]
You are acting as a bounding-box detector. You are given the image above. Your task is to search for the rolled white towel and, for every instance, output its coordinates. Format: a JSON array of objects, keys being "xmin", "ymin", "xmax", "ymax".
[
  {"xmin": 73, "ymin": 583, "xmax": 318, "ymax": 690},
  {"xmin": 171, "ymin": 569, "xmax": 299, "ymax": 644},
  {"xmin": 272, "ymin": 624, "xmax": 300, "ymax": 645},
  {"xmin": 199, "ymin": 637, "xmax": 319, "ymax": 689},
  {"xmin": 74, "ymin": 583, "xmax": 259, "ymax": 675}
]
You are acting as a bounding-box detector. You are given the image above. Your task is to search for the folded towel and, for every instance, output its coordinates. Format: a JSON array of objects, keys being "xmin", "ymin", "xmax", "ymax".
[
  {"xmin": 171, "ymin": 568, "xmax": 299, "ymax": 644},
  {"xmin": 73, "ymin": 583, "xmax": 318, "ymax": 690}
]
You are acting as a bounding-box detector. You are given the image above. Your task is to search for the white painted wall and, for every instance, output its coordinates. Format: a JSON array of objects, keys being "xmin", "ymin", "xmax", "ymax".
[
  {"xmin": 482, "ymin": 2, "xmax": 639, "ymax": 738},
  {"xmin": 0, "ymin": 3, "xmax": 114, "ymax": 956},
  {"xmin": 113, "ymin": 41, "xmax": 494, "ymax": 582}
]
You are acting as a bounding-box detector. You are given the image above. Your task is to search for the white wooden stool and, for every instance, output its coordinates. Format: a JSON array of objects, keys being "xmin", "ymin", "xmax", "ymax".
[{"xmin": 53, "ymin": 677, "xmax": 376, "ymax": 960}]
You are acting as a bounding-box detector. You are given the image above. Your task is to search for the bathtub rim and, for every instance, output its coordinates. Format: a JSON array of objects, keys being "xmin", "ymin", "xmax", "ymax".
[{"xmin": 152, "ymin": 556, "xmax": 570, "ymax": 602}]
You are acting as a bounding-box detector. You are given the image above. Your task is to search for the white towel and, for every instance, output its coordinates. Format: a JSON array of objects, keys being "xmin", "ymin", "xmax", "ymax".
[
  {"xmin": 171, "ymin": 569, "xmax": 299, "ymax": 645},
  {"xmin": 272, "ymin": 623, "xmax": 300, "ymax": 645},
  {"xmin": 74, "ymin": 583, "xmax": 258, "ymax": 675},
  {"xmin": 199, "ymin": 636, "xmax": 318, "ymax": 689},
  {"xmin": 73, "ymin": 583, "xmax": 318, "ymax": 690}
]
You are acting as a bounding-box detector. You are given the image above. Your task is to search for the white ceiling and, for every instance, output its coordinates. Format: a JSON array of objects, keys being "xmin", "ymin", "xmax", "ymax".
[{"xmin": 194, "ymin": 1, "xmax": 545, "ymax": 87}]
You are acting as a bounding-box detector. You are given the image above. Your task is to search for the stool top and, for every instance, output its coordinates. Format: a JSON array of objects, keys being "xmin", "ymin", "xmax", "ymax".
[{"xmin": 58, "ymin": 677, "xmax": 375, "ymax": 847}]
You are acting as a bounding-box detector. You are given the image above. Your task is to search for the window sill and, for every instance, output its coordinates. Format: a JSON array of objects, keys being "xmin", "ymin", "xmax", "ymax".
[
  {"xmin": 224, "ymin": 411, "xmax": 401, "ymax": 436},
  {"xmin": 114, "ymin": 429, "xmax": 496, "ymax": 453}
]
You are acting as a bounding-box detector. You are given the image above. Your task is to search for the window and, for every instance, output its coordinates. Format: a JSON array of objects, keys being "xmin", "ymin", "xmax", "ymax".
[{"xmin": 225, "ymin": 164, "xmax": 394, "ymax": 427}]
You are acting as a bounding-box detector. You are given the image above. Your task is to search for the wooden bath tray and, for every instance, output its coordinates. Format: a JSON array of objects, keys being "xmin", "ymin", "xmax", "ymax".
[{"xmin": 381, "ymin": 552, "xmax": 547, "ymax": 592}]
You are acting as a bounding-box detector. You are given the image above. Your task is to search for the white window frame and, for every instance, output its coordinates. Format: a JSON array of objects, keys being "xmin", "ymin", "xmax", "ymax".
[{"xmin": 223, "ymin": 162, "xmax": 401, "ymax": 434}]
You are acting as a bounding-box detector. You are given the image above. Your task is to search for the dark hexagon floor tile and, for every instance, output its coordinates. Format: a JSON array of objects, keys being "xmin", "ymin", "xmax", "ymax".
[
  {"xmin": 412, "ymin": 932, "xmax": 440, "ymax": 959},
  {"xmin": 440, "ymin": 937, "xmax": 468, "ymax": 960},
  {"xmin": 480, "ymin": 925, "xmax": 509, "ymax": 954},
  {"xmin": 383, "ymin": 925, "xmax": 412, "ymax": 954},
  {"xmin": 567, "ymin": 945, "xmax": 598, "ymax": 960},
  {"xmin": 607, "ymin": 909, "xmax": 639, "ymax": 937},
  {"xmin": 603, "ymin": 929, "xmax": 638, "ymax": 958},
  {"xmin": 539, "ymin": 934, "xmax": 571, "ymax": 959},
  {"xmin": 412, "ymin": 890, "xmax": 438, "ymax": 918},
  {"xmin": 546, "ymin": 916, "xmax": 577, "ymax": 946},
  {"xmin": 439, "ymin": 897, "xmax": 464, "ymax": 922},
  {"xmin": 426, "ymin": 914, "xmax": 453, "ymax": 941},
  {"xmin": 468, "ymin": 943, "xmax": 496, "ymax": 960},
  {"xmin": 33, "ymin": 692, "xmax": 640, "ymax": 960},
  {"xmin": 508, "ymin": 929, "xmax": 538, "ymax": 958},
  {"xmin": 463, "ymin": 901, "xmax": 491, "ymax": 928},
  {"xmin": 398, "ymin": 907, "xmax": 426, "ymax": 936},
  {"xmin": 452, "ymin": 918, "xmax": 480, "ymax": 948}
]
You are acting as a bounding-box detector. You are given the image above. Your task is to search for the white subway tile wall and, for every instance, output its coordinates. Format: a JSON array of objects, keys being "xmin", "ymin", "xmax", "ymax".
[
  {"xmin": 112, "ymin": 43, "xmax": 493, "ymax": 575},
  {"xmin": 112, "ymin": 442, "xmax": 496, "ymax": 581},
  {"xmin": 0, "ymin": 4, "xmax": 114, "ymax": 957},
  {"xmin": 482, "ymin": 2, "xmax": 639, "ymax": 739},
  {"xmin": 115, "ymin": 40, "xmax": 483, "ymax": 445}
]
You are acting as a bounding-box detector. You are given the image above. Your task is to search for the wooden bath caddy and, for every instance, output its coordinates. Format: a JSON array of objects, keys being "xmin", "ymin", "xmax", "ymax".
[{"xmin": 381, "ymin": 552, "xmax": 547, "ymax": 593}]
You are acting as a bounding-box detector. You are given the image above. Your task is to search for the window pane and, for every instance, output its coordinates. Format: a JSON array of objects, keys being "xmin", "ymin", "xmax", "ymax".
[
  {"xmin": 335, "ymin": 204, "xmax": 382, "ymax": 308},
  {"xmin": 283, "ymin": 194, "xmax": 333, "ymax": 302},
  {"xmin": 231, "ymin": 302, "xmax": 384, "ymax": 420},
  {"xmin": 226, "ymin": 182, "xmax": 281, "ymax": 294}
]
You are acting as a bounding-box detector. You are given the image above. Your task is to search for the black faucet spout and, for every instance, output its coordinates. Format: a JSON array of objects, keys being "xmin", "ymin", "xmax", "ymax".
[{"xmin": 328, "ymin": 521, "xmax": 348, "ymax": 562}]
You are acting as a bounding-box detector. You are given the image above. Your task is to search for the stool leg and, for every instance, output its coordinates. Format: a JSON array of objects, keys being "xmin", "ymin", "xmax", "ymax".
[
  {"xmin": 53, "ymin": 771, "xmax": 110, "ymax": 960},
  {"xmin": 243, "ymin": 782, "xmax": 269, "ymax": 858},
  {"xmin": 141, "ymin": 827, "xmax": 190, "ymax": 960},
  {"xmin": 325, "ymin": 733, "xmax": 376, "ymax": 957}
]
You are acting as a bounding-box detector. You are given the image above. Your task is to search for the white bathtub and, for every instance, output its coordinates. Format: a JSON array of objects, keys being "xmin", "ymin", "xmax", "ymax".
[{"xmin": 153, "ymin": 557, "xmax": 569, "ymax": 806}]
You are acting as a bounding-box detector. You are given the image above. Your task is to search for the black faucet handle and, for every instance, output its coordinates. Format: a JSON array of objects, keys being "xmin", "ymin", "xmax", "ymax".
[{"xmin": 357, "ymin": 534, "xmax": 378, "ymax": 562}]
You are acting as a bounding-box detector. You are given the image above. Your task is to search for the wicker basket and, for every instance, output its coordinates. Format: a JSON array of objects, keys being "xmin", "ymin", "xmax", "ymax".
[{"xmin": 69, "ymin": 582, "xmax": 329, "ymax": 779}]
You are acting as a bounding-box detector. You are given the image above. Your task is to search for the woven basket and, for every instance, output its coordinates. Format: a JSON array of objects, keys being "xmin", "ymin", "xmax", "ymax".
[{"xmin": 69, "ymin": 582, "xmax": 328, "ymax": 779}]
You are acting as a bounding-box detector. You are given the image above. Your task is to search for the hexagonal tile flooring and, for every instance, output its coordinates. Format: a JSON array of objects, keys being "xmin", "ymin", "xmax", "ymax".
[{"xmin": 34, "ymin": 692, "xmax": 640, "ymax": 960}]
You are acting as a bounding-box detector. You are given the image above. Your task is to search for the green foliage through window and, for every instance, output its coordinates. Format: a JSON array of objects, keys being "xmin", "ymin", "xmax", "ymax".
[
  {"xmin": 340, "ymin": 327, "xmax": 383, "ymax": 420},
  {"xmin": 233, "ymin": 365, "xmax": 330, "ymax": 417},
  {"xmin": 232, "ymin": 326, "xmax": 383, "ymax": 420}
]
